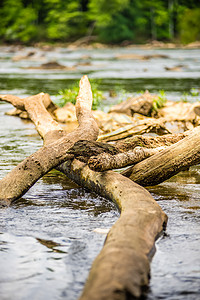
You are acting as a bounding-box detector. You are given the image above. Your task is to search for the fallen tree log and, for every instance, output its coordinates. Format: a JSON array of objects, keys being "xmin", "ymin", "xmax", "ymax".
[
  {"xmin": 0, "ymin": 76, "xmax": 167, "ymax": 299},
  {"xmin": 122, "ymin": 126, "xmax": 200, "ymax": 186},
  {"xmin": 64, "ymin": 130, "xmax": 196, "ymax": 174},
  {"xmin": 5, "ymin": 79, "xmax": 199, "ymax": 299},
  {"xmin": 0, "ymin": 92, "xmax": 56, "ymax": 113},
  {"xmin": 98, "ymin": 119, "xmax": 170, "ymax": 142},
  {"xmin": 59, "ymin": 160, "xmax": 167, "ymax": 300},
  {"xmin": 0, "ymin": 76, "xmax": 99, "ymax": 206}
]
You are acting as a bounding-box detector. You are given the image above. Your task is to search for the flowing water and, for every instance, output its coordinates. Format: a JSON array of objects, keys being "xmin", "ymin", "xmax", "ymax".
[{"xmin": 0, "ymin": 46, "xmax": 200, "ymax": 300}]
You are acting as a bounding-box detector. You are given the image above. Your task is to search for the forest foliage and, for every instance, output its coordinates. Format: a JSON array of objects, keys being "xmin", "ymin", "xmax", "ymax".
[{"xmin": 0, "ymin": 0, "xmax": 199, "ymax": 44}]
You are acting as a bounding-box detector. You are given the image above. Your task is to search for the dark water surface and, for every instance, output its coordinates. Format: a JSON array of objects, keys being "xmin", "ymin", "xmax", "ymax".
[{"xmin": 0, "ymin": 46, "xmax": 200, "ymax": 300}]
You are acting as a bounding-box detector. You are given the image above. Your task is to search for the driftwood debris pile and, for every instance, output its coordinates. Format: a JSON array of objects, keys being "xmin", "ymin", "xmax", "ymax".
[{"xmin": 1, "ymin": 76, "xmax": 200, "ymax": 299}]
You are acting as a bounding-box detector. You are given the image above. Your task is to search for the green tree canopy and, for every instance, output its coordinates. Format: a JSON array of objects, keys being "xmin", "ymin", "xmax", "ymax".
[{"xmin": 0, "ymin": 0, "xmax": 199, "ymax": 44}]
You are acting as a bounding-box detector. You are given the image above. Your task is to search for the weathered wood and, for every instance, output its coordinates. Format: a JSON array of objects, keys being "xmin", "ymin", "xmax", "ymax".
[
  {"xmin": 67, "ymin": 140, "xmax": 121, "ymax": 163},
  {"xmin": 66, "ymin": 132, "xmax": 192, "ymax": 171},
  {"xmin": 0, "ymin": 92, "xmax": 55, "ymax": 112},
  {"xmin": 114, "ymin": 131, "xmax": 190, "ymax": 151},
  {"xmin": 65, "ymin": 131, "xmax": 194, "ymax": 173},
  {"xmin": 109, "ymin": 91, "xmax": 155, "ymax": 116},
  {"xmin": 122, "ymin": 126, "xmax": 200, "ymax": 186},
  {"xmin": 59, "ymin": 160, "xmax": 167, "ymax": 300},
  {"xmin": 0, "ymin": 76, "xmax": 168, "ymax": 299},
  {"xmin": 0, "ymin": 76, "xmax": 99, "ymax": 206},
  {"xmin": 98, "ymin": 119, "xmax": 170, "ymax": 142},
  {"xmin": 88, "ymin": 147, "xmax": 165, "ymax": 171}
]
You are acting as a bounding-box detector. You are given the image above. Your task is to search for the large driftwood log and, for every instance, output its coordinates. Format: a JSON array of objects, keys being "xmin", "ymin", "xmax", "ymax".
[
  {"xmin": 0, "ymin": 76, "xmax": 167, "ymax": 299},
  {"xmin": 86, "ymin": 131, "xmax": 195, "ymax": 171},
  {"xmin": 122, "ymin": 126, "xmax": 200, "ymax": 186},
  {"xmin": 64, "ymin": 130, "xmax": 197, "ymax": 173},
  {"xmin": 98, "ymin": 118, "xmax": 170, "ymax": 142},
  {"xmin": 60, "ymin": 160, "xmax": 167, "ymax": 300}
]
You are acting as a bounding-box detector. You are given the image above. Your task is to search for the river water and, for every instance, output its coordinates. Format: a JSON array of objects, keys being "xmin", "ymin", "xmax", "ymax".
[{"xmin": 0, "ymin": 46, "xmax": 200, "ymax": 300}]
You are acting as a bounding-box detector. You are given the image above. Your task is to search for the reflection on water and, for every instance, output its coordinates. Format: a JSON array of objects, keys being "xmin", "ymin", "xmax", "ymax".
[{"xmin": 0, "ymin": 46, "xmax": 200, "ymax": 300}]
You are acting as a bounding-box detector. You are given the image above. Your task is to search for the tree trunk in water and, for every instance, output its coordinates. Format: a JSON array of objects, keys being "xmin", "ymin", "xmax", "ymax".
[
  {"xmin": 122, "ymin": 126, "xmax": 200, "ymax": 186},
  {"xmin": 58, "ymin": 160, "xmax": 167, "ymax": 300}
]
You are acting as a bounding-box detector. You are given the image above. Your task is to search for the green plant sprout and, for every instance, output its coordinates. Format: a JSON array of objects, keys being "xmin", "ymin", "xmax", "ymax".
[
  {"xmin": 152, "ymin": 90, "xmax": 167, "ymax": 113},
  {"xmin": 55, "ymin": 81, "xmax": 104, "ymax": 110},
  {"xmin": 190, "ymin": 88, "xmax": 199, "ymax": 97},
  {"xmin": 180, "ymin": 92, "xmax": 189, "ymax": 102}
]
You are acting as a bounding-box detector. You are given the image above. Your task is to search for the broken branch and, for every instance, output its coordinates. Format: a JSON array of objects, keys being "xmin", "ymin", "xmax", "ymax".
[
  {"xmin": 88, "ymin": 146, "xmax": 165, "ymax": 171},
  {"xmin": 0, "ymin": 76, "xmax": 99, "ymax": 206},
  {"xmin": 122, "ymin": 126, "xmax": 200, "ymax": 186}
]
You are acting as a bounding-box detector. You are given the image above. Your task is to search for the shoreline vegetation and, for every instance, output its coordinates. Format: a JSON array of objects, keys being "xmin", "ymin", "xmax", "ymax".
[{"xmin": 0, "ymin": 1, "xmax": 199, "ymax": 46}]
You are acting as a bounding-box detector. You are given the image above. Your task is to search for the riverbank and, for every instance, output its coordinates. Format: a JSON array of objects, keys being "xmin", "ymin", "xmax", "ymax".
[
  {"xmin": 64, "ymin": 39, "xmax": 200, "ymax": 50},
  {"xmin": 1, "ymin": 40, "xmax": 200, "ymax": 53}
]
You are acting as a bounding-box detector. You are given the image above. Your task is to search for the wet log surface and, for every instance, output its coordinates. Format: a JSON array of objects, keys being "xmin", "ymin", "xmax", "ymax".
[{"xmin": 67, "ymin": 140, "xmax": 121, "ymax": 163}]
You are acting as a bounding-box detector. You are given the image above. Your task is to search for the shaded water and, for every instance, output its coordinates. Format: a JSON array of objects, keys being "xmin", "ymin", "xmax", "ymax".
[{"xmin": 0, "ymin": 46, "xmax": 200, "ymax": 300}]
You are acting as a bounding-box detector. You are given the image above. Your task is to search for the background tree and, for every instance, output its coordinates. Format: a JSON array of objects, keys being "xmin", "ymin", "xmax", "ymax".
[
  {"xmin": 0, "ymin": 0, "xmax": 199, "ymax": 44},
  {"xmin": 44, "ymin": 0, "xmax": 87, "ymax": 41},
  {"xmin": 0, "ymin": 0, "xmax": 38, "ymax": 43}
]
